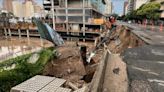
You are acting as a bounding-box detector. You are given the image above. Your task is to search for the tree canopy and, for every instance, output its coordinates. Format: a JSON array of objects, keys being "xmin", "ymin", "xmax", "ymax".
[
  {"xmin": 124, "ymin": 2, "xmax": 161, "ymax": 20},
  {"xmin": 137, "ymin": 2, "xmax": 161, "ymax": 20}
]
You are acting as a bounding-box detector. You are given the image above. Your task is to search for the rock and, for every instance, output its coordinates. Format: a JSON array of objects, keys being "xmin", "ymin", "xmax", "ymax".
[{"xmin": 28, "ymin": 53, "xmax": 40, "ymax": 64}]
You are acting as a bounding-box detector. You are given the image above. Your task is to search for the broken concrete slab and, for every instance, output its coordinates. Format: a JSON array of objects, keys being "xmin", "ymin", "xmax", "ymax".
[
  {"xmin": 89, "ymin": 51, "xmax": 128, "ymax": 92},
  {"xmin": 11, "ymin": 75, "xmax": 71, "ymax": 92},
  {"xmin": 102, "ymin": 54, "xmax": 128, "ymax": 92}
]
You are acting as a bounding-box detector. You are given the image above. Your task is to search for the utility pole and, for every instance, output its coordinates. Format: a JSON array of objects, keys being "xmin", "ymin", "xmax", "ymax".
[
  {"xmin": 82, "ymin": 0, "xmax": 86, "ymax": 42},
  {"xmin": 66, "ymin": 0, "xmax": 68, "ymax": 34},
  {"xmin": 51, "ymin": 0, "xmax": 55, "ymax": 29},
  {"xmin": 83, "ymin": 0, "xmax": 85, "ymax": 36}
]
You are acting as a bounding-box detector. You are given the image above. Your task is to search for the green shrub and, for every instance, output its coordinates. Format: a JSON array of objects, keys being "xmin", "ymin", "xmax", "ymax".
[{"xmin": 0, "ymin": 47, "xmax": 56, "ymax": 92}]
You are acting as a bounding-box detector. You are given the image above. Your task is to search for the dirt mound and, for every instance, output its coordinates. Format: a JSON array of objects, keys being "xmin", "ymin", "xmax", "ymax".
[
  {"xmin": 43, "ymin": 46, "xmax": 87, "ymax": 87},
  {"xmin": 107, "ymin": 26, "xmax": 145, "ymax": 53}
]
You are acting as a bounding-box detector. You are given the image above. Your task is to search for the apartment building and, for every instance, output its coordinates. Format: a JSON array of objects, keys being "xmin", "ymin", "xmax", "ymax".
[
  {"xmin": 128, "ymin": 0, "xmax": 149, "ymax": 12},
  {"xmin": 123, "ymin": 1, "xmax": 128, "ymax": 15},
  {"xmin": 104, "ymin": 0, "xmax": 112, "ymax": 15},
  {"xmin": 12, "ymin": 1, "xmax": 24, "ymax": 18},
  {"xmin": 3, "ymin": 0, "xmax": 13, "ymax": 13},
  {"xmin": 127, "ymin": 0, "xmax": 135, "ymax": 12},
  {"xmin": 160, "ymin": 2, "xmax": 164, "ymax": 19},
  {"xmin": 134, "ymin": 0, "xmax": 149, "ymax": 10},
  {"xmin": 23, "ymin": 0, "xmax": 35, "ymax": 18},
  {"xmin": 43, "ymin": 0, "xmax": 105, "ymax": 35}
]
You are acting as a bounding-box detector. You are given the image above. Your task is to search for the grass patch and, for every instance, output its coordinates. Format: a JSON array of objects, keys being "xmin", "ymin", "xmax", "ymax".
[{"xmin": 0, "ymin": 47, "xmax": 56, "ymax": 92}]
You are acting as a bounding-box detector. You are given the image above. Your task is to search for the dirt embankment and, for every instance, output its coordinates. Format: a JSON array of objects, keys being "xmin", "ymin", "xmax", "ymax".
[
  {"xmin": 42, "ymin": 25, "xmax": 147, "ymax": 91},
  {"xmin": 43, "ymin": 46, "xmax": 85, "ymax": 87},
  {"xmin": 42, "ymin": 42, "xmax": 102, "ymax": 88},
  {"xmin": 107, "ymin": 26, "xmax": 145, "ymax": 53}
]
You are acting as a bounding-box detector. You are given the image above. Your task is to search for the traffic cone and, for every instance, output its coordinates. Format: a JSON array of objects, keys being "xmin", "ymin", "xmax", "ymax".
[
  {"xmin": 160, "ymin": 23, "xmax": 163, "ymax": 32},
  {"xmin": 151, "ymin": 22, "xmax": 154, "ymax": 31}
]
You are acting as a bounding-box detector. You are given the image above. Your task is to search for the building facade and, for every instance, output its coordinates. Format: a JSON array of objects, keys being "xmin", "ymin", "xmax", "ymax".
[
  {"xmin": 12, "ymin": 0, "xmax": 43, "ymax": 18},
  {"xmin": 43, "ymin": 0, "xmax": 105, "ymax": 33},
  {"xmin": 159, "ymin": 1, "xmax": 164, "ymax": 19},
  {"xmin": 123, "ymin": 1, "xmax": 129, "ymax": 15},
  {"xmin": 128, "ymin": 0, "xmax": 135, "ymax": 12},
  {"xmin": 12, "ymin": 1, "xmax": 24, "ymax": 18},
  {"xmin": 128, "ymin": 0, "xmax": 149, "ymax": 12},
  {"xmin": 23, "ymin": 0, "xmax": 35, "ymax": 18},
  {"xmin": 3, "ymin": 0, "xmax": 13, "ymax": 13},
  {"xmin": 134, "ymin": 0, "xmax": 149, "ymax": 10},
  {"xmin": 104, "ymin": 0, "xmax": 112, "ymax": 15}
]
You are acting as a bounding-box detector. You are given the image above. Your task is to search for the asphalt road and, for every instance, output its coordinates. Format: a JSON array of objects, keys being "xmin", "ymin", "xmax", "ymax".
[
  {"xmin": 118, "ymin": 21, "xmax": 164, "ymax": 92},
  {"xmin": 121, "ymin": 45, "xmax": 164, "ymax": 92},
  {"xmin": 117, "ymin": 21, "xmax": 164, "ymax": 45}
]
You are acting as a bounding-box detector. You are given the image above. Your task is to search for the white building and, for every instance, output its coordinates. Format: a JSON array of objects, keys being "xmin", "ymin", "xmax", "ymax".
[
  {"xmin": 12, "ymin": 1, "xmax": 24, "ymax": 18},
  {"xmin": 134, "ymin": 0, "xmax": 149, "ymax": 10},
  {"xmin": 104, "ymin": 0, "xmax": 112, "ymax": 15},
  {"xmin": 128, "ymin": 0, "xmax": 149, "ymax": 12},
  {"xmin": 160, "ymin": 2, "xmax": 164, "ymax": 19}
]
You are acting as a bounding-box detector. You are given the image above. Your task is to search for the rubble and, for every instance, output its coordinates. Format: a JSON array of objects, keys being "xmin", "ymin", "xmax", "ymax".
[
  {"xmin": 107, "ymin": 25, "xmax": 145, "ymax": 53},
  {"xmin": 4, "ymin": 23, "xmax": 164, "ymax": 92},
  {"xmin": 42, "ymin": 42, "xmax": 100, "ymax": 89}
]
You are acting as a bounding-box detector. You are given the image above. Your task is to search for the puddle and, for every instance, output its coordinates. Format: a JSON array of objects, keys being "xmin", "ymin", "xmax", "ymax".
[
  {"xmin": 0, "ymin": 37, "xmax": 52, "ymax": 62},
  {"xmin": 0, "ymin": 46, "xmax": 42, "ymax": 62}
]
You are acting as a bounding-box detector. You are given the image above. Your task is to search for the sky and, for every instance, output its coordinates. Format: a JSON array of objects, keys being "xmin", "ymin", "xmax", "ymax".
[{"xmin": 112, "ymin": 0, "xmax": 127, "ymax": 15}]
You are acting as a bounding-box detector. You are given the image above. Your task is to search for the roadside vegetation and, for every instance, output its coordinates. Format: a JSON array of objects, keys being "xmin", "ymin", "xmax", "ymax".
[
  {"xmin": 123, "ymin": 2, "xmax": 161, "ymax": 23},
  {"xmin": 0, "ymin": 47, "xmax": 57, "ymax": 92}
]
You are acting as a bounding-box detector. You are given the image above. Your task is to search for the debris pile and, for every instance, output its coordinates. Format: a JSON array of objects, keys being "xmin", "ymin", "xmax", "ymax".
[
  {"xmin": 107, "ymin": 26, "xmax": 145, "ymax": 53},
  {"xmin": 43, "ymin": 43, "xmax": 100, "ymax": 89}
]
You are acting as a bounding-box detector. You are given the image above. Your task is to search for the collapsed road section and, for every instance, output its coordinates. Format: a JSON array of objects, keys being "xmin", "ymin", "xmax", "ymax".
[
  {"xmin": 9, "ymin": 21, "xmax": 164, "ymax": 92},
  {"xmin": 88, "ymin": 22, "xmax": 164, "ymax": 92}
]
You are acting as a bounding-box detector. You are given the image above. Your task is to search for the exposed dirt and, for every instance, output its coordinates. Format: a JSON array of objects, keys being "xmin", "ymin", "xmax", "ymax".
[
  {"xmin": 0, "ymin": 37, "xmax": 99, "ymax": 88},
  {"xmin": 42, "ymin": 42, "xmax": 100, "ymax": 88},
  {"xmin": 107, "ymin": 26, "xmax": 145, "ymax": 53},
  {"xmin": 43, "ymin": 46, "xmax": 86, "ymax": 87},
  {"xmin": 0, "ymin": 25, "xmax": 150, "ymax": 91},
  {"xmin": 88, "ymin": 25, "xmax": 148, "ymax": 92}
]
